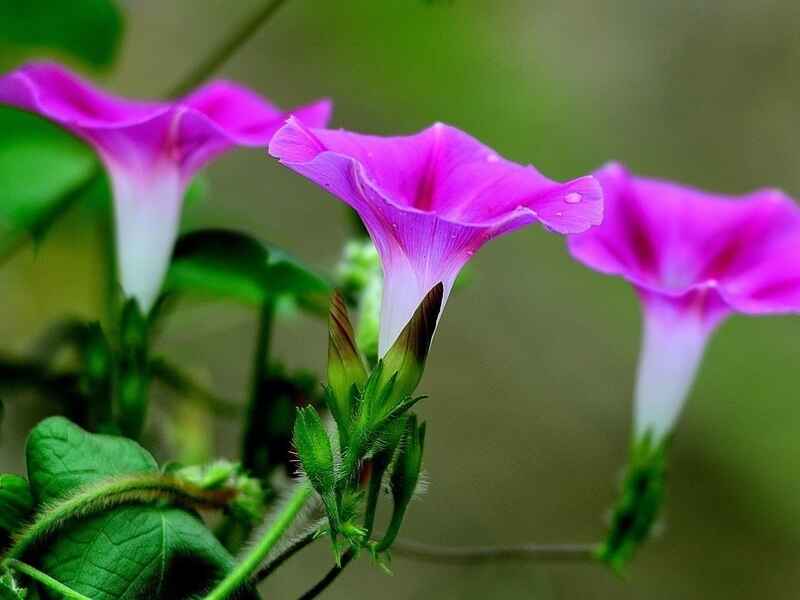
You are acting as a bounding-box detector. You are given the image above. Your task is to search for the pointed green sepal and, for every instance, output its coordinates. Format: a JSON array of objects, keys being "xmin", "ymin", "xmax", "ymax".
[
  {"xmin": 597, "ymin": 432, "xmax": 668, "ymax": 572},
  {"xmin": 375, "ymin": 283, "xmax": 443, "ymax": 418},
  {"xmin": 374, "ymin": 415, "xmax": 426, "ymax": 553}
]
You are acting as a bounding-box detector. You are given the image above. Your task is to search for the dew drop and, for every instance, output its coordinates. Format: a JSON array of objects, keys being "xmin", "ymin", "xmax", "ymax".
[
  {"xmin": 564, "ymin": 192, "xmax": 582, "ymax": 204},
  {"xmin": 392, "ymin": 223, "xmax": 399, "ymax": 229},
  {"xmin": 486, "ymin": 153, "xmax": 499, "ymax": 163},
  {"xmin": 555, "ymin": 211, "xmax": 564, "ymax": 217}
]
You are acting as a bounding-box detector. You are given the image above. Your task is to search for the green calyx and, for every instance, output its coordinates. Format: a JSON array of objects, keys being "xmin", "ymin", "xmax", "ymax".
[
  {"xmin": 597, "ymin": 432, "xmax": 669, "ymax": 572},
  {"xmin": 374, "ymin": 283, "xmax": 443, "ymax": 417}
]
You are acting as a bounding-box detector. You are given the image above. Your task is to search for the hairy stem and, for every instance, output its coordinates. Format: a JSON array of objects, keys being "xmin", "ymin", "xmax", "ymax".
[
  {"xmin": 5, "ymin": 559, "xmax": 92, "ymax": 600},
  {"xmin": 204, "ymin": 482, "xmax": 312, "ymax": 600},
  {"xmin": 4, "ymin": 474, "xmax": 235, "ymax": 562},
  {"xmin": 390, "ymin": 540, "xmax": 599, "ymax": 564},
  {"xmin": 167, "ymin": 0, "xmax": 290, "ymax": 97}
]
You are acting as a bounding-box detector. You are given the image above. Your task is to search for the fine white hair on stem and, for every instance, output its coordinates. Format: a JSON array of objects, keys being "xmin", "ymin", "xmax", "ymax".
[{"xmin": 237, "ymin": 477, "xmax": 323, "ymax": 572}]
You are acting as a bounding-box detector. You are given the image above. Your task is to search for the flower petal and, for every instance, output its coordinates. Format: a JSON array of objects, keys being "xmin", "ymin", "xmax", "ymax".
[{"xmin": 569, "ymin": 163, "xmax": 800, "ymax": 315}]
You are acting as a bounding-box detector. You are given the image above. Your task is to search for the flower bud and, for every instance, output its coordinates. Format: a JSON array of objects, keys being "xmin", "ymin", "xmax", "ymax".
[
  {"xmin": 597, "ymin": 434, "xmax": 667, "ymax": 572},
  {"xmin": 327, "ymin": 291, "xmax": 367, "ymax": 438},
  {"xmin": 292, "ymin": 406, "xmax": 339, "ymax": 527}
]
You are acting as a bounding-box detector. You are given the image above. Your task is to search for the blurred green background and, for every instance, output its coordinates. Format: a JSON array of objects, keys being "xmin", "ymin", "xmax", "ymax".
[{"xmin": 3, "ymin": 1, "xmax": 800, "ymax": 598}]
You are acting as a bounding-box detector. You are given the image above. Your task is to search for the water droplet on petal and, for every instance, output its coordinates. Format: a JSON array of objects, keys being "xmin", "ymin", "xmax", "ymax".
[
  {"xmin": 555, "ymin": 211, "xmax": 564, "ymax": 217},
  {"xmin": 564, "ymin": 192, "xmax": 582, "ymax": 204},
  {"xmin": 486, "ymin": 153, "xmax": 499, "ymax": 163},
  {"xmin": 392, "ymin": 223, "xmax": 399, "ymax": 229}
]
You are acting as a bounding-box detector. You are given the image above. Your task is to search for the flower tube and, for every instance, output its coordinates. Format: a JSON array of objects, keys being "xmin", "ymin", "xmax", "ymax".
[{"xmin": 0, "ymin": 62, "xmax": 331, "ymax": 311}]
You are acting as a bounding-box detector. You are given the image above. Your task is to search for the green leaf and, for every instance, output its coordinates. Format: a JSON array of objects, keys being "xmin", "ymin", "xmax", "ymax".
[
  {"xmin": 24, "ymin": 418, "xmax": 259, "ymax": 600},
  {"xmin": 0, "ymin": 0, "xmax": 123, "ymax": 70},
  {"xmin": 0, "ymin": 475, "xmax": 34, "ymax": 547},
  {"xmin": 38, "ymin": 505, "xmax": 246, "ymax": 600},
  {"xmin": 165, "ymin": 229, "xmax": 331, "ymax": 313},
  {"xmin": 25, "ymin": 417, "xmax": 157, "ymax": 504},
  {"xmin": 0, "ymin": 108, "xmax": 98, "ymax": 253}
]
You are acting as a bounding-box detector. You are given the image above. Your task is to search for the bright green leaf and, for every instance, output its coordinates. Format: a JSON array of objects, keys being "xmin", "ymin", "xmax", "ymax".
[{"xmin": 0, "ymin": 0, "xmax": 123, "ymax": 70}]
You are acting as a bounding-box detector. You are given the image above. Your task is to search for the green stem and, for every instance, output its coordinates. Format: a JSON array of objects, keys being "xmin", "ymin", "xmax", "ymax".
[
  {"xmin": 4, "ymin": 474, "xmax": 233, "ymax": 562},
  {"xmin": 167, "ymin": 0, "xmax": 290, "ymax": 98},
  {"xmin": 242, "ymin": 299, "xmax": 275, "ymax": 473},
  {"xmin": 5, "ymin": 559, "xmax": 91, "ymax": 600},
  {"xmin": 390, "ymin": 540, "xmax": 599, "ymax": 564},
  {"xmin": 204, "ymin": 482, "xmax": 312, "ymax": 600}
]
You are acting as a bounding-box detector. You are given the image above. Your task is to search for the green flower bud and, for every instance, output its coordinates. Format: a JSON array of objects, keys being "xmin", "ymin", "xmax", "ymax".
[
  {"xmin": 327, "ymin": 291, "xmax": 367, "ymax": 439},
  {"xmin": 597, "ymin": 432, "xmax": 668, "ymax": 572},
  {"xmin": 292, "ymin": 406, "xmax": 339, "ymax": 526}
]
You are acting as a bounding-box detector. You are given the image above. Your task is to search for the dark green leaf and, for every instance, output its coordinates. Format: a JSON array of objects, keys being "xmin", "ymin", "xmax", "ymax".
[
  {"xmin": 165, "ymin": 229, "xmax": 331, "ymax": 313},
  {"xmin": 24, "ymin": 418, "xmax": 259, "ymax": 600},
  {"xmin": 0, "ymin": 108, "xmax": 98, "ymax": 253},
  {"xmin": 38, "ymin": 506, "xmax": 245, "ymax": 600},
  {"xmin": 0, "ymin": 0, "xmax": 123, "ymax": 70},
  {"xmin": 0, "ymin": 475, "xmax": 34, "ymax": 546},
  {"xmin": 25, "ymin": 416, "xmax": 157, "ymax": 504}
]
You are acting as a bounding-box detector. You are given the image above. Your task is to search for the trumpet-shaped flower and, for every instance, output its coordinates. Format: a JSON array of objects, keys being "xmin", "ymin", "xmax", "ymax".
[
  {"xmin": 269, "ymin": 118, "xmax": 603, "ymax": 355},
  {"xmin": 569, "ymin": 163, "xmax": 800, "ymax": 440},
  {"xmin": 0, "ymin": 62, "xmax": 331, "ymax": 311}
]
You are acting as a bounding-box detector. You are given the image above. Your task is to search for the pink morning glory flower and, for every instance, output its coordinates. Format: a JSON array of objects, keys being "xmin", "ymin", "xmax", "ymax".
[
  {"xmin": 569, "ymin": 163, "xmax": 800, "ymax": 441},
  {"xmin": 269, "ymin": 118, "xmax": 603, "ymax": 355},
  {"xmin": 0, "ymin": 62, "xmax": 332, "ymax": 311}
]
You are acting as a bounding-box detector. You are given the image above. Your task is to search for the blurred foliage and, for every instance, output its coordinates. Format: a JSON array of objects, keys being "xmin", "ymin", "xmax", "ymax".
[
  {"xmin": 0, "ymin": 108, "xmax": 97, "ymax": 255},
  {"xmin": 0, "ymin": 0, "xmax": 123, "ymax": 70},
  {"xmin": 165, "ymin": 229, "xmax": 331, "ymax": 316}
]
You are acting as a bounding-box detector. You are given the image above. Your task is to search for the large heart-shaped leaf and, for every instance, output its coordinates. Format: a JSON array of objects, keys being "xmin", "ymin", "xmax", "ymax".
[
  {"xmin": 0, "ymin": 0, "xmax": 123, "ymax": 70},
  {"xmin": 25, "ymin": 417, "xmax": 157, "ymax": 504},
  {"xmin": 24, "ymin": 418, "xmax": 258, "ymax": 600},
  {"xmin": 0, "ymin": 108, "xmax": 98, "ymax": 254},
  {"xmin": 165, "ymin": 229, "xmax": 331, "ymax": 315}
]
